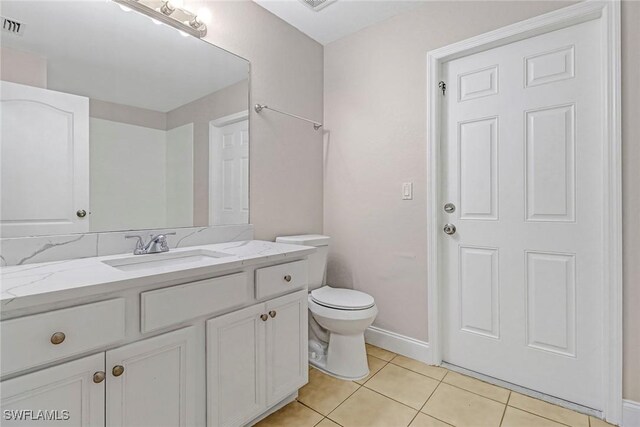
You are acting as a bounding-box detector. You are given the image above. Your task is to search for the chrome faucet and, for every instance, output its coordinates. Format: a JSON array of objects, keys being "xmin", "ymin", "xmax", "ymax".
[{"xmin": 125, "ymin": 233, "xmax": 176, "ymax": 255}]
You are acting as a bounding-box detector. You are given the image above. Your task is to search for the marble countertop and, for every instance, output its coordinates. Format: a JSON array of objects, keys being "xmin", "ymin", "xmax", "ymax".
[{"xmin": 1, "ymin": 240, "xmax": 316, "ymax": 311}]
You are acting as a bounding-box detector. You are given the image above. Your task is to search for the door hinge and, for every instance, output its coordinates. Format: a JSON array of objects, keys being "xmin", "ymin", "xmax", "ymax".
[{"xmin": 438, "ymin": 81, "xmax": 446, "ymax": 95}]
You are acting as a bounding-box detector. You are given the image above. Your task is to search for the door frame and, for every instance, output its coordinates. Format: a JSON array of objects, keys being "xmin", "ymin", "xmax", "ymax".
[
  {"xmin": 425, "ymin": 1, "xmax": 622, "ymax": 422},
  {"xmin": 209, "ymin": 110, "xmax": 249, "ymax": 225}
]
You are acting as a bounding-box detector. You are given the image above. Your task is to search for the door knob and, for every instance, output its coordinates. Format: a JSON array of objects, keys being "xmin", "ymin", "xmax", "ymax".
[
  {"xmin": 112, "ymin": 365, "xmax": 125, "ymax": 377},
  {"xmin": 443, "ymin": 223, "xmax": 457, "ymax": 235}
]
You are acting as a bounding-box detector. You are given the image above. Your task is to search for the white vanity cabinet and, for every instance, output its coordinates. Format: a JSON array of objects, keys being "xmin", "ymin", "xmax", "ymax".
[
  {"xmin": 0, "ymin": 251, "xmax": 312, "ymax": 427},
  {"xmin": 0, "ymin": 328, "xmax": 197, "ymax": 427},
  {"xmin": 106, "ymin": 327, "xmax": 197, "ymax": 427},
  {"xmin": 0, "ymin": 354, "xmax": 105, "ymax": 427},
  {"xmin": 207, "ymin": 289, "xmax": 308, "ymax": 427}
]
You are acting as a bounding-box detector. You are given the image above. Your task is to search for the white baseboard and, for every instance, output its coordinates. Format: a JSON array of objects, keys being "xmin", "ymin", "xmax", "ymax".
[
  {"xmin": 364, "ymin": 326, "xmax": 430, "ymax": 364},
  {"xmin": 624, "ymin": 399, "xmax": 640, "ymax": 427}
]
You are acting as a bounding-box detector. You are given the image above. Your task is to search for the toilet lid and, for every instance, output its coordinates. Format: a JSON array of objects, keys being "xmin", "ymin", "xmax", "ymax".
[{"xmin": 311, "ymin": 287, "xmax": 375, "ymax": 310}]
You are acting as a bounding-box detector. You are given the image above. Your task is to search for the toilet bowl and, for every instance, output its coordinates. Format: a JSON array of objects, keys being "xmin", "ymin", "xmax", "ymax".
[
  {"xmin": 308, "ymin": 286, "xmax": 378, "ymax": 380},
  {"xmin": 275, "ymin": 235, "xmax": 378, "ymax": 381}
]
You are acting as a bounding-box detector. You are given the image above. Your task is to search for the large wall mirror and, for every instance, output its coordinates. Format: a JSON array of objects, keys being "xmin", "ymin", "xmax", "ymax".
[{"xmin": 0, "ymin": 1, "xmax": 250, "ymax": 238}]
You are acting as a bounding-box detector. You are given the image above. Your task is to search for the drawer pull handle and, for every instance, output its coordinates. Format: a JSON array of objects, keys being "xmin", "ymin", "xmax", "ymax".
[
  {"xmin": 269, "ymin": 310, "xmax": 277, "ymax": 318},
  {"xmin": 112, "ymin": 365, "xmax": 125, "ymax": 377},
  {"xmin": 93, "ymin": 371, "xmax": 106, "ymax": 384},
  {"xmin": 260, "ymin": 314, "xmax": 268, "ymax": 321},
  {"xmin": 284, "ymin": 275, "xmax": 292, "ymax": 282},
  {"xmin": 50, "ymin": 332, "xmax": 66, "ymax": 345}
]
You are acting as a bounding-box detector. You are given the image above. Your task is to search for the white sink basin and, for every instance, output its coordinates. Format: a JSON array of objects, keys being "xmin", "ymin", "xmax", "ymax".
[{"xmin": 102, "ymin": 249, "xmax": 233, "ymax": 272}]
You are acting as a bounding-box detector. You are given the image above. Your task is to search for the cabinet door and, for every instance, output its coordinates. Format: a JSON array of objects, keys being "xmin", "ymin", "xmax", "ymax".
[
  {"xmin": 0, "ymin": 353, "xmax": 105, "ymax": 427},
  {"xmin": 106, "ymin": 327, "xmax": 197, "ymax": 427},
  {"xmin": 207, "ymin": 303, "xmax": 266, "ymax": 427},
  {"xmin": 265, "ymin": 290, "xmax": 308, "ymax": 406}
]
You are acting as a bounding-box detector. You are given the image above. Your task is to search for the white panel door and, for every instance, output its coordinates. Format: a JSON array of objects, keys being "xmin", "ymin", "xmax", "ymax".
[
  {"xmin": 265, "ymin": 290, "xmax": 308, "ymax": 406},
  {"xmin": 206, "ymin": 302, "xmax": 266, "ymax": 427},
  {"xmin": 106, "ymin": 327, "xmax": 197, "ymax": 427},
  {"xmin": 0, "ymin": 81, "xmax": 89, "ymax": 237},
  {"xmin": 210, "ymin": 119, "xmax": 249, "ymax": 225},
  {"xmin": 441, "ymin": 19, "xmax": 603, "ymax": 409},
  {"xmin": 0, "ymin": 354, "xmax": 105, "ymax": 426}
]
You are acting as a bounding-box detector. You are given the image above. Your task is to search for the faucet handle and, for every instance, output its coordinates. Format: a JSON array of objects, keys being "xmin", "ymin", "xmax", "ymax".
[{"xmin": 125, "ymin": 235, "xmax": 145, "ymax": 254}]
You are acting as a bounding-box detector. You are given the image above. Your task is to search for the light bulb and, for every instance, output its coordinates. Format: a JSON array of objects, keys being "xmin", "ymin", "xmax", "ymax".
[{"xmin": 195, "ymin": 7, "xmax": 212, "ymax": 25}]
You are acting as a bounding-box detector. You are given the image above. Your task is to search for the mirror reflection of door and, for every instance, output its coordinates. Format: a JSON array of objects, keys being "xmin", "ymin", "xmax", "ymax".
[
  {"xmin": 0, "ymin": 0, "xmax": 250, "ymax": 238},
  {"xmin": 209, "ymin": 114, "xmax": 249, "ymax": 225}
]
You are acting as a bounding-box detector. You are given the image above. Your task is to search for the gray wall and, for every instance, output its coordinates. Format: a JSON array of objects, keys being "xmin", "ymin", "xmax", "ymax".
[
  {"xmin": 323, "ymin": 0, "xmax": 640, "ymax": 402},
  {"xmin": 197, "ymin": 0, "xmax": 324, "ymax": 240}
]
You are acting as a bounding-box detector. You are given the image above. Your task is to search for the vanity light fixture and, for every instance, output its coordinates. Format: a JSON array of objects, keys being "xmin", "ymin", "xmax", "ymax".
[
  {"xmin": 112, "ymin": 0, "xmax": 208, "ymax": 38},
  {"xmin": 160, "ymin": 1, "xmax": 175, "ymax": 16}
]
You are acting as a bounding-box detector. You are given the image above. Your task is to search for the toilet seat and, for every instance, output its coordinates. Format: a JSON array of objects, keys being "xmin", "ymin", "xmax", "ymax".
[{"xmin": 310, "ymin": 286, "xmax": 375, "ymax": 310}]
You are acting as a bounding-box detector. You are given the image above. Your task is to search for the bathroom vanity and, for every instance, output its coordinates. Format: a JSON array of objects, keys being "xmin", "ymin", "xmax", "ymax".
[{"xmin": 0, "ymin": 240, "xmax": 315, "ymax": 426}]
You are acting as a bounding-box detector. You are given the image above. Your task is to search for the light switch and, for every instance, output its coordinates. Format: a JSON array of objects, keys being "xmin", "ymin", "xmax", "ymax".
[{"xmin": 402, "ymin": 182, "xmax": 413, "ymax": 200}]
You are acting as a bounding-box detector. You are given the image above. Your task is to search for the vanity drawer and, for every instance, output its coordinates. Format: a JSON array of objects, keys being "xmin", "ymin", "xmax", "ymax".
[
  {"xmin": 255, "ymin": 260, "xmax": 308, "ymax": 299},
  {"xmin": 141, "ymin": 272, "xmax": 249, "ymax": 333},
  {"xmin": 0, "ymin": 298, "xmax": 126, "ymax": 377}
]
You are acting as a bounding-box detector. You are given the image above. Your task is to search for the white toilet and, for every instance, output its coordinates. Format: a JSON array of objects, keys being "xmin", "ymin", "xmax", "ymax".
[{"xmin": 275, "ymin": 235, "xmax": 378, "ymax": 381}]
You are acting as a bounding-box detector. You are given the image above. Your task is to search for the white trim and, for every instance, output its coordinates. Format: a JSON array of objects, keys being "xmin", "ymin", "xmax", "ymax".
[
  {"xmin": 210, "ymin": 110, "xmax": 249, "ymax": 127},
  {"xmin": 623, "ymin": 400, "xmax": 640, "ymax": 427},
  {"xmin": 425, "ymin": 1, "xmax": 622, "ymax": 423},
  {"xmin": 208, "ymin": 111, "xmax": 250, "ymax": 225},
  {"xmin": 364, "ymin": 326, "xmax": 430, "ymax": 364}
]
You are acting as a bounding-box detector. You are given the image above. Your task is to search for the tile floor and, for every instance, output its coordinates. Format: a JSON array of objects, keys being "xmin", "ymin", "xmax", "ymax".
[{"xmin": 256, "ymin": 344, "xmax": 614, "ymax": 427}]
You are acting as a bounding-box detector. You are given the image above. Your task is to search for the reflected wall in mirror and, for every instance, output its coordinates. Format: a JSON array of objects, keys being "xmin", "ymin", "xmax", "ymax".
[{"xmin": 0, "ymin": 1, "xmax": 250, "ymax": 238}]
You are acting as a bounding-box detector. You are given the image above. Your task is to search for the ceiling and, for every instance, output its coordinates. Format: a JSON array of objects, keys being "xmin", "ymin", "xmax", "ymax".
[
  {"xmin": 0, "ymin": 1, "xmax": 248, "ymax": 112},
  {"xmin": 253, "ymin": 0, "xmax": 424, "ymax": 45}
]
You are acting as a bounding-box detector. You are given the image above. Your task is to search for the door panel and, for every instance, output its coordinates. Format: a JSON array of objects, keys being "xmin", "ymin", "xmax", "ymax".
[
  {"xmin": 0, "ymin": 354, "xmax": 105, "ymax": 427},
  {"xmin": 206, "ymin": 303, "xmax": 266, "ymax": 427},
  {"xmin": 0, "ymin": 81, "xmax": 89, "ymax": 237},
  {"xmin": 265, "ymin": 290, "xmax": 308, "ymax": 406},
  {"xmin": 210, "ymin": 119, "xmax": 249, "ymax": 225},
  {"xmin": 442, "ymin": 18, "xmax": 603, "ymax": 409},
  {"xmin": 106, "ymin": 327, "xmax": 197, "ymax": 427}
]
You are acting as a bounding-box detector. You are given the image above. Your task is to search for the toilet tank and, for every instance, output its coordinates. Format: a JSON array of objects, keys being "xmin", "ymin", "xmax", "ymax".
[{"xmin": 275, "ymin": 235, "xmax": 330, "ymax": 290}]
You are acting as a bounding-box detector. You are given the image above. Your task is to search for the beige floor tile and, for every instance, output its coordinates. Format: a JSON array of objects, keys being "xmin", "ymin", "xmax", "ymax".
[
  {"xmin": 441, "ymin": 371, "xmax": 510, "ymax": 403},
  {"xmin": 255, "ymin": 401, "xmax": 323, "ymax": 427},
  {"xmin": 421, "ymin": 383, "xmax": 505, "ymax": 427},
  {"xmin": 355, "ymin": 355, "xmax": 387, "ymax": 385},
  {"xmin": 409, "ymin": 413, "xmax": 451, "ymax": 427},
  {"xmin": 365, "ymin": 344, "xmax": 396, "ymax": 361},
  {"xmin": 501, "ymin": 407, "xmax": 565, "ymax": 427},
  {"xmin": 316, "ymin": 418, "xmax": 341, "ymax": 427},
  {"xmin": 298, "ymin": 368, "xmax": 360, "ymax": 415},
  {"xmin": 364, "ymin": 363, "xmax": 440, "ymax": 410},
  {"xmin": 391, "ymin": 355, "xmax": 448, "ymax": 381},
  {"xmin": 508, "ymin": 393, "xmax": 589, "ymax": 427},
  {"xmin": 589, "ymin": 416, "xmax": 616, "ymax": 427},
  {"xmin": 329, "ymin": 387, "xmax": 417, "ymax": 427}
]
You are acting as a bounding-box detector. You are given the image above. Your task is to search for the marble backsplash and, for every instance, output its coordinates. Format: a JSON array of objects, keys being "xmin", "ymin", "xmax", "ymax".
[{"xmin": 0, "ymin": 224, "xmax": 254, "ymax": 267}]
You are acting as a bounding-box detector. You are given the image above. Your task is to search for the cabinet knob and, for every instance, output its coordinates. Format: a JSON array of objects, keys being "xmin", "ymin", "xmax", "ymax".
[
  {"xmin": 93, "ymin": 371, "xmax": 106, "ymax": 383},
  {"xmin": 112, "ymin": 365, "xmax": 125, "ymax": 377},
  {"xmin": 269, "ymin": 310, "xmax": 277, "ymax": 318},
  {"xmin": 50, "ymin": 332, "xmax": 66, "ymax": 345},
  {"xmin": 76, "ymin": 209, "xmax": 87, "ymax": 218},
  {"xmin": 284, "ymin": 275, "xmax": 292, "ymax": 282},
  {"xmin": 260, "ymin": 314, "xmax": 268, "ymax": 322}
]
